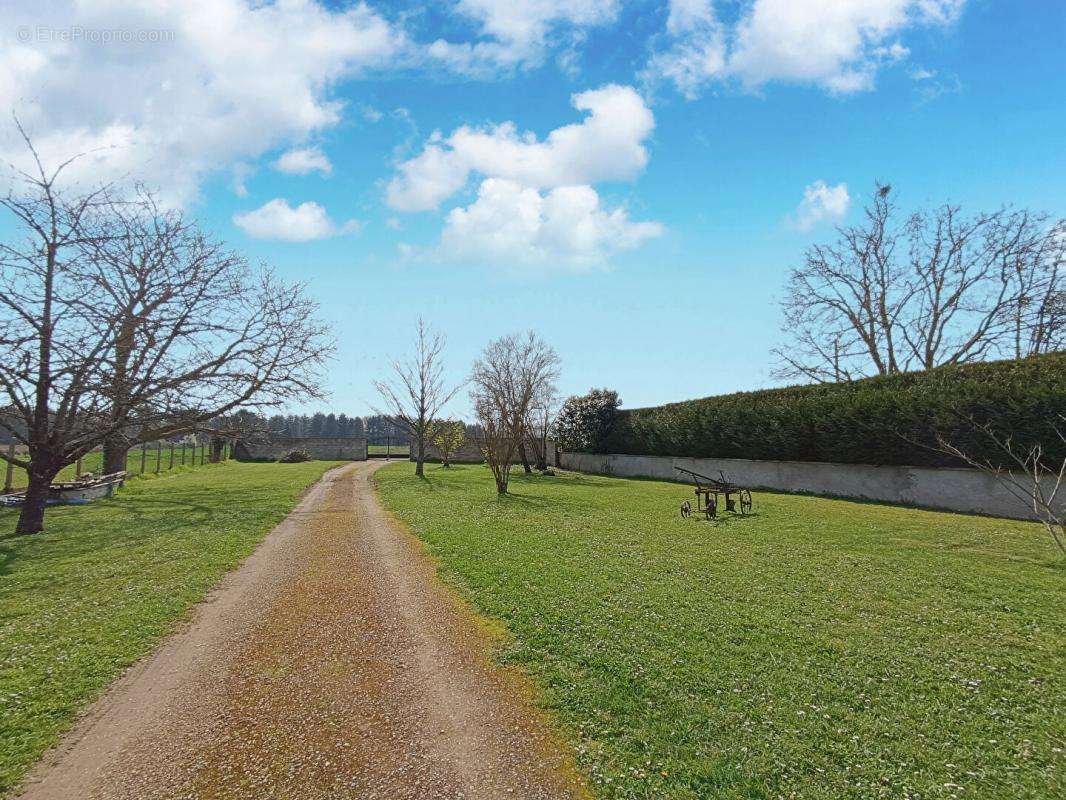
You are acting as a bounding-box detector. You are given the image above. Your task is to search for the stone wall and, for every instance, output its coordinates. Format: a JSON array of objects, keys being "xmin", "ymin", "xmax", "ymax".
[
  {"xmin": 413, "ymin": 439, "xmax": 558, "ymax": 465},
  {"xmin": 414, "ymin": 440, "xmax": 486, "ymax": 463},
  {"xmin": 558, "ymin": 451, "xmax": 1056, "ymax": 521},
  {"xmin": 234, "ymin": 436, "xmax": 367, "ymax": 462}
]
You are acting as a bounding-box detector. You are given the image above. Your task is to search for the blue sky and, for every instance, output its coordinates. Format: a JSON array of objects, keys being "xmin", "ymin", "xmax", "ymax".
[{"xmin": 3, "ymin": 0, "xmax": 1065, "ymax": 416}]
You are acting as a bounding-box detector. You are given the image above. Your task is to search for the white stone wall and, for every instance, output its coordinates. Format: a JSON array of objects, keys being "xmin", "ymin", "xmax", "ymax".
[
  {"xmin": 558, "ymin": 451, "xmax": 1056, "ymax": 521},
  {"xmin": 414, "ymin": 439, "xmax": 558, "ymax": 465},
  {"xmin": 235, "ymin": 436, "xmax": 368, "ymax": 461}
]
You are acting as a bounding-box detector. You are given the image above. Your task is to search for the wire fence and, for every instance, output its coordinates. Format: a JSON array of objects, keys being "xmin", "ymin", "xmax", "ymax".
[{"xmin": 2, "ymin": 440, "xmax": 234, "ymax": 493}]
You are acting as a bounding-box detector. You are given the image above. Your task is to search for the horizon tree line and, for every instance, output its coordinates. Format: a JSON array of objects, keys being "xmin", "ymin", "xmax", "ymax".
[{"xmin": 259, "ymin": 412, "xmax": 410, "ymax": 442}]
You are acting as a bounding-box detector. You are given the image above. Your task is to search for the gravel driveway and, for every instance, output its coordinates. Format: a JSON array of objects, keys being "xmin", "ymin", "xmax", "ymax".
[{"xmin": 17, "ymin": 461, "xmax": 588, "ymax": 800}]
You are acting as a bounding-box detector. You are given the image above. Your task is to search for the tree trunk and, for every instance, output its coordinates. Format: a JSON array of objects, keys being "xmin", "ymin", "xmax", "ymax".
[
  {"xmin": 519, "ymin": 442, "xmax": 532, "ymax": 474},
  {"xmin": 534, "ymin": 436, "xmax": 547, "ymax": 471},
  {"xmin": 16, "ymin": 466, "xmax": 58, "ymax": 534},
  {"xmin": 102, "ymin": 436, "xmax": 129, "ymax": 475},
  {"xmin": 210, "ymin": 438, "xmax": 224, "ymax": 463},
  {"xmin": 415, "ymin": 435, "xmax": 425, "ymax": 477},
  {"xmin": 487, "ymin": 458, "xmax": 509, "ymax": 493}
]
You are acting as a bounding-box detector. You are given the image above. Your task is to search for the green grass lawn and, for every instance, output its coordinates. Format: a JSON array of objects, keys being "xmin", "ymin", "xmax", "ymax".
[
  {"xmin": 375, "ymin": 463, "xmax": 1065, "ymax": 800},
  {"xmin": 0, "ymin": 460, "xmax": 340, "ymax": 796},
  {"xmin": 3, "ymin": 445, "xmax": 213, "ymax": 491}
]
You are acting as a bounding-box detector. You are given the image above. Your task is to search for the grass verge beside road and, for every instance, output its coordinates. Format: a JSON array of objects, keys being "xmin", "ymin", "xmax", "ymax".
[
  {"xmin": 0, "ymin": 460, "xmax": 340, "ymax": 796},
  {"xmin": 375, "ymin": 463, "xmax": 1064, "ymax": 800}
]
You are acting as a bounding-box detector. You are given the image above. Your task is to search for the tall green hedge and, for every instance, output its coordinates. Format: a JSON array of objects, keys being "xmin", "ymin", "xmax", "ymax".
[{"xmin": 600, "ymin": 353, "xmax": 1066, "ymax": 468}]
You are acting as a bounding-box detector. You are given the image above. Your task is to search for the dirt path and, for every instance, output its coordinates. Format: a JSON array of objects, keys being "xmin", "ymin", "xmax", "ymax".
[{"xmin": 17, "ymin": 462, "xmax": 588, "ymax": 800}]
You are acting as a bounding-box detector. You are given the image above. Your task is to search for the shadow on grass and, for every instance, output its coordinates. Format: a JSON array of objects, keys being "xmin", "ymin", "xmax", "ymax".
[
  {"xmin": 101, "ymin": 496, "xmax": 217, "ymax": 524},
  {"xmin": 699, "ymin": 511, "xmax": 763, "ymax": 529},
  {"xmin": 0, "ymin": 496, "xmax": 218, "ymax": 578},
  {"xmin": 491, "ymin": 491, "xmax": 550, "ymax": 509}
]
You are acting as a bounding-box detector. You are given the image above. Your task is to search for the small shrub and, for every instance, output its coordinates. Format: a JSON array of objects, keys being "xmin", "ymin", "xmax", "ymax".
[
  {"xmin": 278, "ymin": 449, "xmax": 312, "ymax": 463},
  {"xmin": 428, "ymin": 419, "xmax": 466, "ymax": 467}
]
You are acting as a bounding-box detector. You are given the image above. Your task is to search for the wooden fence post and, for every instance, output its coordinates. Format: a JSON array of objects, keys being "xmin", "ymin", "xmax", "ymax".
[
  {"xmin": 75, "ymin": 456, "xmax": 83, "ymax": 477},
  {"xmin": 140, "ymin": 442, "xmax": 148, "ymax": 474},
  {"xmin": 200, "ymin": 444, "xmax": 206, "ymax": 466},
  {"xmin": 3, "ymin": 441, "xmax": 14, "ymax": 493},
  {"xmin": 181, "ymin": 442, "xmax": 186, "ymax": 466},
  {"xmin": 154, "ymin": 441, "xmax": 162, "ymax": 474},
  {"xmin": 169, "ymin": 443, "xmax": 175, "ymax": 470}
]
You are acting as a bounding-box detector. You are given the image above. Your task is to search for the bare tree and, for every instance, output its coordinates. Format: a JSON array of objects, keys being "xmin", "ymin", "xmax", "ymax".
[
  {"xmin": 935, "ymin": 419, "xmax": 1065, "ymax": 556},
  {"xmin": 373, "ymin": 320, "xmax": 462, "ymax": 477},
  {"xmin": 0, "ymin": 132, "xmax": 333, "ymax": 533},
  {"xmin": 525, "ymin": 385, "xmax": 559, "ymax": 471},
  {"xmin": 472, "ymin": 393, "xmax": 516, "ymax": 494},
  {"xmin": 428, "ymin": 419, "xmax": 465, "ymax": 468},
  {"xmin": 470, "ymin": 332, "xmax": 560, "ymax": 494},
  {"xmin": 77, "ymin": 190, "xmax": 333, "ymax": 473},
  {"xmin": 775, "ymin": 184, "xmax": 1064, "ymax": 382},
  {"xmin": 1009, "ymin": 223, "xmax": 1065, "ymax": 357},
  {"xmin": 0, "ymin": 129, "xmax": 119, "ymax": 533}
]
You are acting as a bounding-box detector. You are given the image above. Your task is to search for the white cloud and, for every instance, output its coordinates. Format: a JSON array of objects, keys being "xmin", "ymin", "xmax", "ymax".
[
  {"xmin": 428, "ymin": 0, "xmax": 620, "ymax": 75},
  {"xmin": 359, "ymin": 104, "xmax": 384, "ymax": 122},
  {"xmin": 789, "ymin": 180, "xmax": 851, "ymax": 232},
  {"xmin": 0, "ymin": 0, "xmax": 404, "ymax": 205},
  {"xmin": 646, "ymin": 0, "xmax": 967, "ymax": 97},
  {"xmin": 388, "ymin": 84, "xmax": 661, "ymax": 269},
  {"xmin": 441, "ymin": 178, "xmax": 663, "ymax": 270},
  {"xmin": 233, "ymin": 199, "xmax": 359, "ymax": 242},
  {"xmin": 386, "ymin": 84, "xmax": 654, "ymax": 212},
  {"xmin": 642, "ymin": 0, "xmax": 726, "ymax": 99},
  {"xmin": 273, "ymin": 146, "xmax": 333, "ymax": 176},
  {"xmin": 230, "ymin": 162, "xmax": 256, "ymax": 198}
]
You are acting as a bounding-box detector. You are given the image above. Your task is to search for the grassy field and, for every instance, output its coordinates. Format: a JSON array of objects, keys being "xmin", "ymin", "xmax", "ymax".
[
  {"xmin": 368, "ymin": 444, "xmax": 410, "ymax": 456},
  {"xmin": 0, "ymin": 460, "xmax": 339, "ymax": 796},
  {"xmin": 3, "ymin": 445, "xmax": 213, "ymax": 491},
  {"xmin": 376, "ymin": 463, "xmax": 1065, "ymax": 800}
]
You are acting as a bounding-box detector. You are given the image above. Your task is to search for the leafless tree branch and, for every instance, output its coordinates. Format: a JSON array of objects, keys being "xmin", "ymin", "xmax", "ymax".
[
  {"xmin": 775, "ymin": 183, "xmax": 1064, "ymax": 381},
  {"xmin": 373, "ymin": 319, "xmax": 463, "ymax": 477},
  {"xmin": 934, "ymin": 417, "xmax": 1066, "ymax": 556},
  {"xmin": 470, "ymin": 332, "xmax": 560, "ymax": 494}
]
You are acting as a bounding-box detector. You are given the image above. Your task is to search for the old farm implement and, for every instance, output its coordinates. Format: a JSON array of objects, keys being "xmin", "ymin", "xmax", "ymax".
[{"xmin": 675, "ymin": 467, "xmax": 753, "ymax": 519}]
